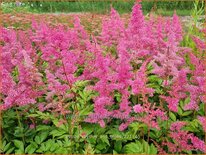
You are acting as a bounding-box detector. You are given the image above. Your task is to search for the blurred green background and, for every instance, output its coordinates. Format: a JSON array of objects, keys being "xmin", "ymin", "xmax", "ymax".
[{"xmin": 1, "ymin": 1, "xmax": 205, "ymax": 16}]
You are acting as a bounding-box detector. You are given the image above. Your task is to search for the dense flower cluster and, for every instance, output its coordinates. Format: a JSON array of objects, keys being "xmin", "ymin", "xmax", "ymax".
[
  {"xmin": 0, "ymin": 1, "xmax": 205, "ymax": 153},
  {"xmin": 162, "ymin": 121, "xmax": 206, "ymax": 153}
]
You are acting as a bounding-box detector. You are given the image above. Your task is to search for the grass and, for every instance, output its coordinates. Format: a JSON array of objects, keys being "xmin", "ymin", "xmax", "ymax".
[
  {"xmin": 1, "ymin": 1, "xmax": 205, "ymax": 16},
  {"xmin": 156, "ymin": 9, "xmax": 193, "ymax": 16},
  {"xmin": 1, "ymin": 2, "xmax": 39, "ymax": 13}
]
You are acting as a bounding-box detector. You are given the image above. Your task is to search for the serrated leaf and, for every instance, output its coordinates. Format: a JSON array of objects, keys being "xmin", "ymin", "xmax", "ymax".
[
  {"xmin": 39, "ymin": 143, "xmax": 46, "ymax": 152},
  {"xmin": 50, "ymin": 129, "xmax": 66, "ymax": 138},
  {"xmin": 15, "ymin": 149, "xmax": 24, "ymax": 154},
  {"xmin": 87, "ymin": 136, "xmax": 96, "ymax": 144},
  {"xmin": 36, "ymin": 125, "xmax": 51, "ymax": 132},
  {"xmin": 124, "ymin": 142, "xmax": 143, "ymax": 153},
  {"xmin": 13, "ymin": 140, "xmax": 24, "ymax": 151},
  {"xmin": 100, "ymin": 135, "xmax": 110, "ymax": 146},
  {"xmin": 149, "ymin": 132, "xmax": 156, "ymax": 139},
  {"xmin": 114, "ymin": 141, "xmax": 122, "ymax": 153},
  {"xmin": 25, "ymin": 143, "xmax": 37, "ymax": 154},
  {"xmin": 169, "ymin": 112, "xmax": 176, "ymax": 121},
  {"xmin": 50, "ymin": 142, "xmax": 59, "ymax": 152},
  {"xmin": 82, "ymin": 124, "xmax": 94, "ymax": 135},
  {"xmin": 54, "ymin": 147, "xmax": 69, "ymax": 154},
  {"xmin": 106, "ymin": 128, "xmax": 120, "ymax": 135},
  {"xmin": 35, "ymin": 136, "xmax": 41, "ymax": 144},
  {"xmin": 149, "ymin": 144, "xmax": 157, "ymax": 154},
  {"xmin": 79, "ymin": 105, "xmax": 93, "ymax": 116},
  {"xmin": 142, "ymin": 140, "xmax": 149, "ymax": 153},
  {"xmin": 39, "ymin": 131, "xmax": 49, "ymax": 143},
  {"xmin": 45, "ymin": 139, "xmax": 54, "ymax": 151},
  {"xmin": 96, "ymin": 142, "xmax": 107, "ymax": 150}
]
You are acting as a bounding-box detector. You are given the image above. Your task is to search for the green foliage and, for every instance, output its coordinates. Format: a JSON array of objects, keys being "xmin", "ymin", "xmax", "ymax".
[
  {"xmin": 123, "ymin": 140, "xmax": 157, "ymax": 154},
  {"xmin": 2, "ymin": 1, "xmax": 204, "ymax": 16},
  {"xmin": 1, "ymin": 2, "xmax": 38, "ymax": 13},
  {"xmin": 181, "ymin": 0, "xmax": 205, "ymax": 52},
  {"xmin": 2, "ymin": 65, "xmax": 205, "ymax": 154}
]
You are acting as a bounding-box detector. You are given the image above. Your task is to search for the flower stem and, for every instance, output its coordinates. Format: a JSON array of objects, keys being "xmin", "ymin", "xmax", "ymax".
[
  {"xmin": 15, "ymin": 108, "xmax": 25, "ymax": 144},
  {"xmin": 0, "ymin": 15, "xmax": 3, "ymax": 152},
  {"xmin": 0, "ymin": 110, "xmax": 2, "ymax": 153},
  {"xmin": 204, "ymin": 103, "xmax": 206, "ymax": 143},
  {"xmin": 147, "ymin": 124, "xmax": 150, "ymax": 153}
]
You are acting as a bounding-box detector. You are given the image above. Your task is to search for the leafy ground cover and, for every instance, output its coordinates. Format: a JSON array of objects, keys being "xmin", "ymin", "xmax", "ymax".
[{"xmin": 0, "ymin": 1, "xmax": 206, "ymax": 154}]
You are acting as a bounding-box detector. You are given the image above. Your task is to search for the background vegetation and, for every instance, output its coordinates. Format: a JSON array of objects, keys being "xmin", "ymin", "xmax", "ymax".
[{"xmin": 1, "ymin": 1, "xmax": 205, "ymax": 16}]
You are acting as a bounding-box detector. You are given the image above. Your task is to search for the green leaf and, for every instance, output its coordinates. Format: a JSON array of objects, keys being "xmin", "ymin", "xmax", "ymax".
[
  {"xmin": 95, "ymin": 126, "xmax": 106, "ymax": 134},
  {"xmin": 177, "ymin": 106, "xmax": 183, "ymax": 116},
  {"xmin": 149, "ymin": 144, "xmax": 157, "ymax": 154},
  {"xmin": 106, "ymin": 128, "xmax": 121, "ymax": 135},
  {"xmin": 45, "ymin": 139, "xmax": 54, "ymax": 151},
  {"xmin": 183, "ymin": 120, "xmax": 200, "ymax": 132},
  {"xmin": 115, "ymin": 93, "xmax": 121, "ymax": 102},
  {"xmin": 131, "ymin": 95, "xmax": 138, "ymax": 104},
  {"xmin": 15, "ymin": 149, "xmax": 24, "ymax": 154},
  {"xmin": 149, "ymin": 132, "xmax": 157, "ymax": 139},
  {"xmin": 87, "ymin": 136, "xmax": 96, "ymax": 144},
  {"xmin": 56, "ymin": 140, "xmax": 63, "ymax": 147},
  {"xmin": 142, "ymin": 140, "xmax": 149, "ymax": 153},
  {"xmin": 113, "ymin": 150, "xmax": 118, "ymax": 154},
  {"xmin": 124, "ymin": 140, "xmax": 157, "ymax": 154},
  {"xmin": 39, "ymin": 131, "xmax": 49, "ymax": 143},
  {"xmin": 100, "ymin": 135, "xmax": 110, "ymax": 146},
  {"xmin": 129, "ymin": 122, "xmax": 140, "ymax": 133},
  {"xmin": 49, "ymin": 129, "xmax": 66, "ymax": 138},
  {"xmin": 106, "ymin": 128, "xmax": 124, "ymax": 141},
  {"xmin": 35, "ymin": 136, "xmax": 41, "ymax": 144},
  {"xmin": 14, "ymin": 127, "xmax": 24, "ymax": 138},
  {"xmin": 36, "ymin": 125, "xmax": 51, "ymax": 132},
  {"xmin": 114, "ymin": 141, "xmax": 122, "ymax": 153},
  {"xmin": 58, "ymin": 123, "xmax": 68, "ymax": 131},
  {"xmin": 35, "ymin": 148, "xmax": 43, "ymax": 153},
  {"xmin": 182, "ymin": 111, "xmax": 193, "ymax": 116},
  {"xmin": 5, "ymin": 147, "xmax": 15, "ymax": 154},
  {"xmin": 184, "ymin": 97, "xmax": 190, "ymax": 104},
  {"xmin": 169, "ymin": 112, "xmax": 176, "ymax": 121},
  {"xmin": 124, "ymin": 142, "xmax": 143, "ymax": 153},
  {"xmin": 184, "ymin": 126, "xmax": 199, "ymax": 132},
  {"xmin": 39, "ymin": 143, "xmax": 47, "ymax": 152},
  {"xmin": 79, "ymin": 105, "xmax": 93, "ymax": 116},
  {"xmin": 25, "ymin": 143, "xmax": 37, "ymax": 154},
  {"xmin": 2, "ymin": 141, "xmax": 6, "ymax": 148},
  {"xmin": 54, "ymin": 147, "xmax": 70, "ymax": 154},
  {"xmin": 96, "ymin": 142, "xmax": 107, "ymax": 150},
  {"xmin": 83, "ymin": 143, "xmax": 95, "ymax": 154},
  {"xmin": 50, "ymin": 142, "xmax": 59, "ymax": 152},
  {"xmin": 3, "ymin": 142, "xmax": 11, "ymax": 152},
  {"xmin": 13, "ymin": 140, "xmax": 24, "ymax": 151}
]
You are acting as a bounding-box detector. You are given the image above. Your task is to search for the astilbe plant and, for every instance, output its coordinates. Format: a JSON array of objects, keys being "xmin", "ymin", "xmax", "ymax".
[
  {"xmin": 191, "ymin": 28, "xmax": 206, "ymax": 100},
  {"xmin": 1, "ymin": 29, "xmax": 44, "ymax": 110},
  {"xmin": 0, "ymin": 1, "xmax": 205, "ymax": 154},
  {"xmin": 188, "ymin": 28, "xmax": 206, "ymax": 152},
  {"xmin": 162, "ymin": 121, "xmax": 206, "ymax": 153}
]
